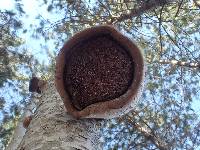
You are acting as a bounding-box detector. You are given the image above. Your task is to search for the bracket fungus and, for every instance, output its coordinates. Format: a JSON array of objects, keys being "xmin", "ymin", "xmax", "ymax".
[{"xmin": 55, "ymin": 25, "xmax": 145, "ymax": 119}]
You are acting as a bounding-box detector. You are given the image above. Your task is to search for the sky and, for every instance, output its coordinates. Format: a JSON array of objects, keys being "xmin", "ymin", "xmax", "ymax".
[
  {"xmin": 0, "ymin": 0, "xmax": 64, "ymax": 65},
  {"xmin": 0, "ymin": 0, "xmax": 62, "ymax": 120}
]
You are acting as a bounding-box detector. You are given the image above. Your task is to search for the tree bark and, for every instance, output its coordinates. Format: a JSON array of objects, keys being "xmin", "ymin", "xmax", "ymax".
[
  {"xmin": 6, "ymin": 97, "xmax": 36, "ymax": 150},
  {"xmin": 16, "ymin": 81, "xmax": 103, "ymax": 150}
]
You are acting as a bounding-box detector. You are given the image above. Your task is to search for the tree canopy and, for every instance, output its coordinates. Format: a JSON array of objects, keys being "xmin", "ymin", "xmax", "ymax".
[{"xmin": 1, "ymin": 0, "xmax": 200, "ymax": 149}]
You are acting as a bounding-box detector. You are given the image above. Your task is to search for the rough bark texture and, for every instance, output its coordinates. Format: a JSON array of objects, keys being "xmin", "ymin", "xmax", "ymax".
[
  {"xmin": 6, "ymin": 97, "xmax": 37, "ymax": 150},
  {"xmin": 17, "ymin": 81, "xmax": 103, "ymax": 150}
]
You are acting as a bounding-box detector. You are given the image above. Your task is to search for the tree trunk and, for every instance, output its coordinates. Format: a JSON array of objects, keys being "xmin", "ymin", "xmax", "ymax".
[
  {"xmin": 15, "ymin": 81, "xmax": 103, "ymax": 150},
  {"xmin": 6, "ymin": 101, "xmax": 34, "ymax": 150}
]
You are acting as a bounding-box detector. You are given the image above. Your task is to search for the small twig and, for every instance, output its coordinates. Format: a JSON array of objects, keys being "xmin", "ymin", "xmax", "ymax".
[
  {"xmin": 193, "ymin": 0, "xmax": 200, "ymax": 9},
  {"xmin": 174, "ymin": 0, "xmax": 183, "ymax": 18},
  {"xmin": 159, "ymin": 5, "xmax": 165, "ymax": 57}
]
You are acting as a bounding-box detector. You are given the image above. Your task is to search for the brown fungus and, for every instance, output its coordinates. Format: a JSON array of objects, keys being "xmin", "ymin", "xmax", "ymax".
[
  {"xmin": 55, "ymin": 26, "xmax": 144, "ymax": 119},
  {"xmin": 29, "ymin": 77, "xmax": 41, "ymax": 93},
  {"xmin": 23, "ymin": 116, "xmax": 32, "ymax": 129}
]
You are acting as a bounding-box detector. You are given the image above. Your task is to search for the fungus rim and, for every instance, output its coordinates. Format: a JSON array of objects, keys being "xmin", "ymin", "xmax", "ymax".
[{"xmin": 55, "ymin": 25, "xmax": 144, "ymax": 118}]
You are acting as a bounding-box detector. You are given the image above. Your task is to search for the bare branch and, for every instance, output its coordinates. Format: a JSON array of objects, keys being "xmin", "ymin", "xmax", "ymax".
[
  {"xmin": 111, "ymin": 0, "xmax": 178, "ymax": 24},
  {"xmin": 174, "ymin": 0, "xmax": 184, "ymax": 18},
  {"xmin": 193, "ymin": 0, "xmax": 200, "ymax": 9},
  {"xmin": 155, "ymin": 59, "xmax": 200, "ymax": 68},
  {"xmin": 126, "ymin": 115, "xmax": 169, "ymax": 150}
]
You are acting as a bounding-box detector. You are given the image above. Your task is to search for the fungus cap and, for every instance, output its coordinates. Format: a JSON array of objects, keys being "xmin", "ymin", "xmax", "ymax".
[{"xmin": 55, "ymin": 25, "xmax": 144, "ymax": 119}]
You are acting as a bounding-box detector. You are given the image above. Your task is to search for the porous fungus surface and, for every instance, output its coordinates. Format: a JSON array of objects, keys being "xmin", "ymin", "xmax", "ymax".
[{"xmin": 64, "ymin": 34, "xmax": 134, "ymax": 110}]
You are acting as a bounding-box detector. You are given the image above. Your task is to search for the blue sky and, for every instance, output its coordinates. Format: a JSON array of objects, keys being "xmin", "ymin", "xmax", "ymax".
[
  {"xmin": 0, "ymin": 0, "xmax": 63, "ymax": 64},
  {"xmin": 0, "ymin": 0, "xmax": 59, "ymax": 120}
]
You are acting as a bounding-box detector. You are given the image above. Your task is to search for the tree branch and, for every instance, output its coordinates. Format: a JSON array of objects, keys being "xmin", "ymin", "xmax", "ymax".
[
  {"xmin": 126, "ymin": 115, "xmax": 169, "ymax": 150},
  {"xmin": 155, "ymin": 59, "xmax": 200, "ymax": 68},
  {"xmin": 193, "ymin": 0, "xmax": 200, "ymax": 9},
  {"xmin": 111, "ymin": 0, "xmax": 178, "ymax": 24},
  {"xmin": 174, "ymin": 0, "xmax": 184, "ymax": 18}
]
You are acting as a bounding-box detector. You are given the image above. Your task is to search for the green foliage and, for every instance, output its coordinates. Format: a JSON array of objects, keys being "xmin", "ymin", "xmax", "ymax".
[
  {"xmin": 0, "ymin": 8, "xmax": 40, "ymax": 149},
  {"xmin": 1, "ymin": 0, "xmax": 200, "ymax": 149}
]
